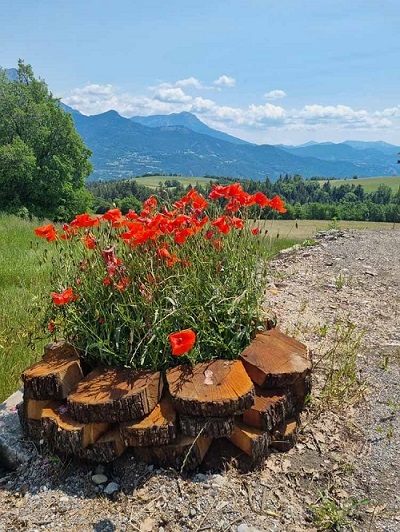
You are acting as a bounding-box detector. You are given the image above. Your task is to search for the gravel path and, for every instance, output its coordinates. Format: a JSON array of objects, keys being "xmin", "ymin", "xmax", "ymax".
[{"xmin": 0, "ymin": 228, "xmax": 399, "ymax": 532}]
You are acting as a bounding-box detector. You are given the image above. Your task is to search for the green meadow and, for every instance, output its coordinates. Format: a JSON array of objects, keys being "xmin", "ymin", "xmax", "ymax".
[
  {"xmin": 0, "ymin": 215, "xmax": 52, "ymax": 401},
  {"xmin": 318, "ymin": 176, "xmax": 400, "ymax": 194}
]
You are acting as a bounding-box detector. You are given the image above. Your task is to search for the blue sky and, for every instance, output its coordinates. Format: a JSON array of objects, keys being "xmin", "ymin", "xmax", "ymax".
[{"xmin": 2, "ymin": 0, "xmax": 400, "ymax": 145}]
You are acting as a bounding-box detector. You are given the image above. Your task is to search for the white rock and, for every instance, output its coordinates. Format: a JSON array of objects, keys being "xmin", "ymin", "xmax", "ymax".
[{"xmin": 91, "ymin": 474, "xmax": 108, "ymax": 485}]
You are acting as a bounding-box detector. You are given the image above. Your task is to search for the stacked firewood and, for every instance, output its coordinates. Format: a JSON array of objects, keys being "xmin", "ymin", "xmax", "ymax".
[{"xmin": 19, "ymin": 328, "xmax": 311, "ymax": 470}]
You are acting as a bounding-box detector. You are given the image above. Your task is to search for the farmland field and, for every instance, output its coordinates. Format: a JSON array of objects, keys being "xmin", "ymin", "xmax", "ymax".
[
  {"xmin": 134, "ymin": 175, "xmax": 215, "ymax": 188},
  {"xmin": 318, "ymin": 175, "xmax": 400, "ymax": 193}
]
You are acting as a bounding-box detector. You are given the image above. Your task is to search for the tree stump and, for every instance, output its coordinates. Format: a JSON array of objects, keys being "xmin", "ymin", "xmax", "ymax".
[
  {"xmin": 166, "ymin": 360, "xmax": 254, "ymax": 417},
  {"xmin": 77, "ymin": 426, "xmax": 126, "ymax": 462},
  {"xmin": 121, "ymin": 395, "xmax": 177, "ymax": 447},
  {"xmin": 270, "ymin": 418, "xmax": 298, "ymax": 452},
  {"xmin": 21, "ymin": 352, "xmax": 83, "ymax": 400},
  {"xmin": 43, "ymin": 341, "xmax": 81, "ymax": 360},
  {"xmin": 17, "ymin": 402, "xmax": 42, "ymax": 441},
  {"xmin": 22, "ymin": 398, "xmax": 52, "ymax": 421},
  {"xmin": 239, "ymin": 329, "xmax": 311, "ymax": 388},
  {"xmin": 133, "ymin": 435, "xmax": 212, "ymax": 470},
  {"xmin": 228, "ymin": 420, "xmax": 270, "ymax": 465},
  {"xmin": 179, "ymin": 413, "xmax": 234, "ymax": 438},
  {"xmin": 41, "ymin": 403, "xmax": 109, "ymax": 454},
  {"xmin": 242, "ymin": 387, "xmax": 293, "ymax": 431},
  {"xmin": 67, "ymin": 367, "xmax": 163, "ymax": 423}
]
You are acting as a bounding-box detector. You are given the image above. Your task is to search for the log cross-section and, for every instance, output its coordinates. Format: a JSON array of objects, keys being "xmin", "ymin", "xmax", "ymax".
[
  {"xmin": 41, "ymin": 403, "xmax": 109, "ymax": 454},
  {"xmin": 242, "ymin": 387, "xmax": 294, "ymax": 431},
  {"xmin": 228, "ymin": 420, "xmax": 270, "ymax": 465},
  {"xmin": 121, "ymin": 394, "xmax": 177, "ymax": 447},
  {"xmin": 239, "ymin": 328, "xmax": 311, "ymax": 388},
  {"xmin": 67, "ymin": 367, "xmax": 163, "ymax": 423},
  {"xmin": 21, "ymin": 352, "xmax": 83, "ymax": 400},
  {"xmin": 166, "ymin": 359, "xmax": 255, "ymax": 417}
]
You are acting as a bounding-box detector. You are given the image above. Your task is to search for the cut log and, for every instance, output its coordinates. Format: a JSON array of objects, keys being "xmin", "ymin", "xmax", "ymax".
[
  {"xmin": 41, "ymin": 403, "xmax": 109, "ymax": 454},
  {"xmin": 239, "ymin": 328, "xmax": 311, "ymax": 388},
  {"xmin": 22, "ymin": 398, "xmax": 52, "ymax": 420},
  {"xmin": 242, "ymin": 387, "xmax": 293, "ymax": 431},
  {"xmin": 43, "ymin": 341, "xmax": 81, "ymax": 360},
  {"xmin": 133, "ymin": 435, "xmax": 212, "ymax": 470},
  {"xmin": 179, "ymin": 413, "xmax": 234, "ymax": 438},
  {"xmin": 270, "ymin": 418, "xmax": 298, "ymax": 452},
  {"xmin": 121, "ymin": 394, "xmax": 177, "ymax": 447},
  {"xmin": 77, "ymin": 426, "xmax": 126, "ymax": 462},
  {"xmin": 166, "ymin": 360, "xmax": 254, "ymax": 417},
  {"xmin": 228, "ymin": 420, "xmax": 270, "ymax": 465},
  {"xmin": 22, "ymin": 352, "xmax": 83, "ymax": 400},
  {"xmin": 17, "ymin": 403, "xmax": 42, "ymax": 441},
  {"xmin": 292, "ymin": 373, "xmax": 312, "ymax": 411},
  {"xmin": 67, "ymin": 367, "xmax": 163, "ymax": 423}
]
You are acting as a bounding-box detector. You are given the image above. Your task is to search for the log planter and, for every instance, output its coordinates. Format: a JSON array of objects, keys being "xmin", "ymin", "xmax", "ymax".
[{"xmin": 19, "ymin": 328, "xmax": 312, "ymax": 471}]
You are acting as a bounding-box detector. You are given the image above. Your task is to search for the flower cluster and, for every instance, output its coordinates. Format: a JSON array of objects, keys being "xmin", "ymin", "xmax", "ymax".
[{"xmin": 35, "ymin": 184, "xmax": 285, "ymax": 369}]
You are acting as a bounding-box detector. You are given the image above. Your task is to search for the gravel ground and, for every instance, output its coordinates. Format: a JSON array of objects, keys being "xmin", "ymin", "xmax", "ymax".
[{"xmin": 0, "ymin": 227, "xmax": 399, "ymax": 532}]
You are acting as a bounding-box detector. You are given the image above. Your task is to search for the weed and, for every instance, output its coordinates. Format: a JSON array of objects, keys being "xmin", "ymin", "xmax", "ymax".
[
  {"xmin": 379, "ymin": 355, "xmax": 391, "ymax": 372},
  {"xmin": 313, "ymin": 319, "xmax": 366, "ymax": 409},
  {"xmin": 335, "ymin": 274, "xmax": 346, "ymax": 290},
  {"xmin": 302, "ymin": 238, "xmax": 318, "ymax": 247},
  {"xmin": 309, "ymin": 490, "xmax": 368, "ymax": 530}
]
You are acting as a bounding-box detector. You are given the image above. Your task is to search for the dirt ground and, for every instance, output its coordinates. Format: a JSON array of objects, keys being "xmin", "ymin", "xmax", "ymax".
[{"xmin": 0, "ymin": 227, "xmax": 399, "ymax": 532}]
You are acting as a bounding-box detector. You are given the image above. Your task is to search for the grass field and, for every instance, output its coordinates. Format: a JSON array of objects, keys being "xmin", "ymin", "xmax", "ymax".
[
  {"xmin": 135, "ymin": 175, "xmax": 215, "ymax": 188},
  {"xmin": 318, "ymin": 176, "xmax": 400, "ymax": 194},
  {"xmin": 257, "ymin": 218, "xmax": 399, "ymax": 242},
  {"xmin": 0, "ymin": 215, "xmax": 52, "ymax": 402},
  {"xmin": 0, "ymin": 214, "xmax": 398, "ymax": 402}
]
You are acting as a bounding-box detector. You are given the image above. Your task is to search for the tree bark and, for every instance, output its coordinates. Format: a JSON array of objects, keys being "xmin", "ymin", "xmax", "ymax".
[
  {"xmin": 179, "ymin": 413, "xmax": 234, "ymax": 438},
  {"xmin": 228, "ymin": 420, "xmax": 270, "ymax": 466},
  {"xmin": 270, "ymin": 418, "xmax": 298, "ymax": 452},
  {"xmin": 76, "ymin": 426, "xmax": 126, "ymax": 462},
  {"xmin": 41, "ymin": 403, "xmax": 109, "ymax": 454},
  {"xmin": 133, "ymin": 435, "xmax": 212, "ymax": 471},
  {"xmin": 121, "ymin": 394, "xmax": 177, "ymax": 447},
  {"xmin": 242, "ymin": 386, "xmax": 294, "ymax": 431},
  {"xmin": 166, "ymin": 360, "xmax": 254, "ymax": 417},
  {"xmin": 22, "ymin": 352, "xmax": 83, "ymax": 400},
  {"xmin": 67, "ymin": 367, "xmax": 163, "ymax": 423}
]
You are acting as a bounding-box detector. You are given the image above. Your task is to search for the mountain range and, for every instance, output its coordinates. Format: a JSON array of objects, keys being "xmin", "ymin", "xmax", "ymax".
[
  {"xmin": 3, "ymin": 67, "xmax": 400, "ymax": 181},
  {"xmin": 60, "ymin": 106, "xmax": 398, "ymax": 181}
]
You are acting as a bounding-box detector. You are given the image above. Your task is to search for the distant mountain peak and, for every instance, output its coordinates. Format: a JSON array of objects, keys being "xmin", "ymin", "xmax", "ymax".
[{"xmin": 130, "ymin": 112, "xmax": 251, "ymax": 146}]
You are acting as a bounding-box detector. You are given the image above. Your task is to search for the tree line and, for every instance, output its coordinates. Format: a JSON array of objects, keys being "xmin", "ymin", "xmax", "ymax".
[{"xmin": 88, "ymin": 174, "xmax": 400, "ymax": 223}]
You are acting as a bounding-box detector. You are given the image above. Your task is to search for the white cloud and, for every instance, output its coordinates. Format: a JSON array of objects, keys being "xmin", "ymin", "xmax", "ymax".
[
  {"xmin": 213, "ymin": 75, "xmax": 236, "ymax": 88},
  {"xmin": 175, "ymin": 77, "xmax": 204, "ymax": 89},
  {"xmin": 153, "ymin": 87, "xmax": 192, "ymax": 103},
  {"xmin": 62, "ymin": 80, "xmax": 398, "ymax": 144},
  {"xmin": 264, "ymin": 90, "xmax": 287, "ymax": 100},
  {"xmin": 294, "ymin": 104, "xmax": 391, "ymax": 128}
]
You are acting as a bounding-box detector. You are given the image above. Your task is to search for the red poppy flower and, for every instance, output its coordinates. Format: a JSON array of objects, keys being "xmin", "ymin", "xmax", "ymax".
[
  {"xmin": 82, "ymin": 233, "xmax": 96, "ymax": 250},
  {"xmin": 252, "ymin": 227, "xmax": 260, "ymax": 235},
  {"xmin": 269, "ymin": 195, "xmax": 287, "ymax": 213},
  {"xmin": 252, "ymin": 192, "xmax": 270, "ymax": 208},
  {"xmin": 34, "ymin": 224, "xmax": 58, "ymax": 242},
  {"xmin": 158, "ymin": 247, "xmax": 171, "ymax": 260},
  {"xmin": 51, "ymin": 287, "xmax": 78, "ymax": 306},
  {"xmin": 168, "ymin": 329, "xmax": 196, "ymax": 356},
  {"xmin": 48, "ymin": 320, "xmax": 55, "ymax": 332},
  {"xmin": 211, "ymin": 216, "xmax": 230, "ymax": 234},
  {"xmin": 70, "ymin": 213, "xmax": 100, "ymax": 228},
  {"xmin": 230, "ymin": 217, "xmax": 244, "ymax": 230}
]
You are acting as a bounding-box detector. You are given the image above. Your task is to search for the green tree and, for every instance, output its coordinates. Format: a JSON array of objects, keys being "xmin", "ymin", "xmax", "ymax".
[{"xmin": 0, "ymin": 60, "xmax": 93, "ymax": 219}]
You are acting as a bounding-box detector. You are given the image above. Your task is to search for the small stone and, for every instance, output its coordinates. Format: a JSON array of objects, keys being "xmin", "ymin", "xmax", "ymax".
[
  {"xmin": 91, "ymin": 474, "xmax": 108, "ymax": 485},
  {"xmin": 189, "ymin": 508, "xmax": 197, "ymax": 517},
  {"xmin": 237, "ymin": 525, "xmax": 262, "ymax": 532},
  {"xmin": 59, "ymin": 496, "xmax": 69, "ymax": 503},
  {"xmin": 104, "ymin": 482, "xmax": 120, "ymax": 495},
  {"xmin": 147, "ymin": 464, "xmax": 154, "ymax": 472}
]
